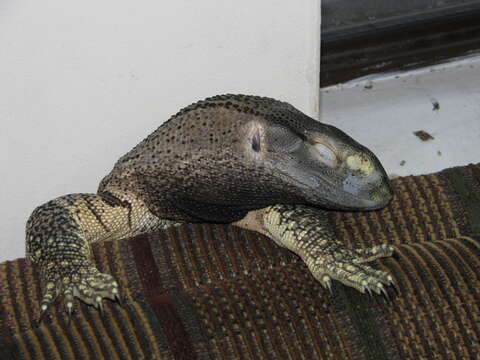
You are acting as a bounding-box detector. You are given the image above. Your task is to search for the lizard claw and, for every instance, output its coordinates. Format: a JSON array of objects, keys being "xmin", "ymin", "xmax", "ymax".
[
  {"xmin": 377, "ymin": 282, "xmax": 389, "ymax": 299},
  {"xmin": 389, "ymin": 275, "xmax": 400, "ymax": 295},
  {"xmin": 320, "ymin": 274, "xmax": 333, "ymax": 294},
  {"xmin": 306, "ymin": 244, "xmax": 396, "ymax": 298},
  {"xmin": 65, "ymin": 300, "xmax": 74, "ymax": 318},
  {"xmin": 95, "ymin": 296, "xmax": 105, "ymax": 316},
  {"xmin": 37, "ymin": 304, "xmax": 48, "ymax": 325},
  {"xmin": 114, "ymin": 291, "xmax": 123, "ymax": 306},
  {"xmin": 37, "ymin": 264, "xmax": 121, "ymax": 324}
]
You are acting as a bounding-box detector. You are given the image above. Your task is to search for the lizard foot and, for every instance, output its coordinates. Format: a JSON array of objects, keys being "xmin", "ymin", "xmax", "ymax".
[
  {"xmin": 39, "ymin": 264, "xmax": 120, "ymax": 321},
  {"xmin": 305, "ymin": 244, "xmax": 395, "ymax": 296}
]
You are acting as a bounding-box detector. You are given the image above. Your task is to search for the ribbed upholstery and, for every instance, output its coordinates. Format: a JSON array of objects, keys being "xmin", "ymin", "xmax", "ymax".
[{"xmin": 1, "ymin": 164, "xmax": 479, "ymax": 359}]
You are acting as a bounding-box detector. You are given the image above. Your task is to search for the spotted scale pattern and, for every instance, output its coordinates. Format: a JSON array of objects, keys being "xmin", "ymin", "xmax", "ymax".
[
  {"xmin": 26, "ymin": 191, "xmax": 180, "ymax": 318},
  {"xmin": 26, "ymin": 94, "xmax": 395, "ymax": 320},
  {"xmin": 261, "ymin": 204, "xmax": 395, "ymax": 294}
]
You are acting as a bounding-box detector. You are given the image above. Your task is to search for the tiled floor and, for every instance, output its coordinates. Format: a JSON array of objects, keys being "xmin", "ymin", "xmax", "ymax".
[{"xmin": 320, "ymin": 54, "xmax": 480, "ymax": 177}]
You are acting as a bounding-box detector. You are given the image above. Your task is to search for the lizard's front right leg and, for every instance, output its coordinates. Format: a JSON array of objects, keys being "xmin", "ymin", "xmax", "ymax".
[
  {"xmin": 234, "ymin": 204, "xmax": 395, "ymax": 295},
  {"xmin": 26, "ymin": 193, "xmax": 178, "ymax": 320}
]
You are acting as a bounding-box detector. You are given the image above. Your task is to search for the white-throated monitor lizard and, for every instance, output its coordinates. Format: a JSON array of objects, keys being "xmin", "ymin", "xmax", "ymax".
[{"xmin": 26, "ymin": 94, "xmax": 396, "ymax": 321}]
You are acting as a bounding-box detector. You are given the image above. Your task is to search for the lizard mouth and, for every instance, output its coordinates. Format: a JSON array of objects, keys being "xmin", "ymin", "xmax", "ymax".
[
  {"xmin": 272, "ymin": 163, "xmax": 392, "ymax": 210},
  {"xmin": 265, "ymin": 150, "xmax": 393, "ymax": 211}
]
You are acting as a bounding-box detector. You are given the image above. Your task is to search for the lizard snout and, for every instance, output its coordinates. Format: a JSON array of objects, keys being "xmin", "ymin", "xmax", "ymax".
[{"xmin": 341, "ymin": 168, "xmax": 394, "ymax": 210}]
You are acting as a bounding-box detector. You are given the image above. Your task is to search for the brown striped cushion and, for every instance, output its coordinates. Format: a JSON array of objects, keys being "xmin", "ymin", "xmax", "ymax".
[{"xmin": 1, "ymin": 164, "xmax": 479, "ymax": 359}]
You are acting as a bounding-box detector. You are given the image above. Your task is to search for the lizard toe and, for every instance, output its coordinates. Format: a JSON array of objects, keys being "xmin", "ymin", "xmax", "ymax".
[
  {"xmin": 354, "ymin": 244, "xmax": 395, "ymax": 264},
  {"xmin": 38, "ymin": 264, "xmax": 121, "ymax": 322},
  {"xmin": 306, "ymin": 250, "xmax": 396, "ymax": 296},
  {"xmin": 38, "ymin": 281, "xmax": 60, "ymax": 322},
  {"xmin": 317, "ymin": 274, "xmax": 333, "ymax": 293},
  {"xmin": 342, "ymin": 264, "xmax": 396, "ymax": 297},
  {"xmin": 63, "ymin": 289, "xmax": 75, "ymax": 317}
]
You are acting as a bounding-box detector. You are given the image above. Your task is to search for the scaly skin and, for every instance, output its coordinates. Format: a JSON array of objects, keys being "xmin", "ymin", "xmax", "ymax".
[
  {"xmin": 26, "ymin": 94, "xmax": 396, "ymax": 321},
  {"xmin": 26, "ymin": 191, "xmax": 180, "ymax": 318},
  {"xmin": 236, "ymin": 205, "xmax": 394, "ymax": 294}
]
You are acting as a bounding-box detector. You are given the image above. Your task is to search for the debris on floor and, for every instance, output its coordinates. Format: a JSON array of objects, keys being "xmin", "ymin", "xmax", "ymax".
[
  {"xmin": 431, "ymin": 98, "xmax": 440, "ymax": 111},
  {"xmin": 413, "ymin": 130, "xmax": 434, "ymax": 141}
]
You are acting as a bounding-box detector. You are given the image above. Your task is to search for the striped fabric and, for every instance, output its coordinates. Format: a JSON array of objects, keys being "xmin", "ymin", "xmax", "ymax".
[{"xmin": 1, "ymin": 164, "xmax": 479, "ymax": 359}]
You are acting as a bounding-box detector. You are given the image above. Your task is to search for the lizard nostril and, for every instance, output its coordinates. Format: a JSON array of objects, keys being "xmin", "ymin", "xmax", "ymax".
[
  {"xmin": 367, "ymin": 178, "xmax": 394, "ymax": 207},
  {"xmin": 252, "ymin": 131, "xmax": 261, "ymax": 152}
]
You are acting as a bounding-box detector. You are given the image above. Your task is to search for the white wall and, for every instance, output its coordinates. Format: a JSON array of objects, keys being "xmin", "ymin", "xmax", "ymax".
[{"xmin": 0, "ymin": 1, "xmax": 320, "ymax": 261}]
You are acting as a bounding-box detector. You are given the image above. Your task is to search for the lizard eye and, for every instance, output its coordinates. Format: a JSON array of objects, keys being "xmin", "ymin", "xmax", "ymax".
[{"xmin": 310, "ymin": 142, "xmax": 338, "ymax": 168}]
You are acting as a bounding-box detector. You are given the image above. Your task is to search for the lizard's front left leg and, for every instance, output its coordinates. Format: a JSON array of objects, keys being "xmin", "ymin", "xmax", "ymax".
[
  {"xmin": 234, "ymin": 204, "xmax": 395, "ymax": 294},
  {"xmin": 26, "ymin": 192, "xmax": 180, "ymax": 320}
]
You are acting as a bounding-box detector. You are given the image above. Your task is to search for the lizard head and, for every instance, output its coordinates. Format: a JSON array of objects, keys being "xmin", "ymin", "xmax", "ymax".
[{"xmin": 245, "ymin": 114, "xmax": 393, "ymax": 211}]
